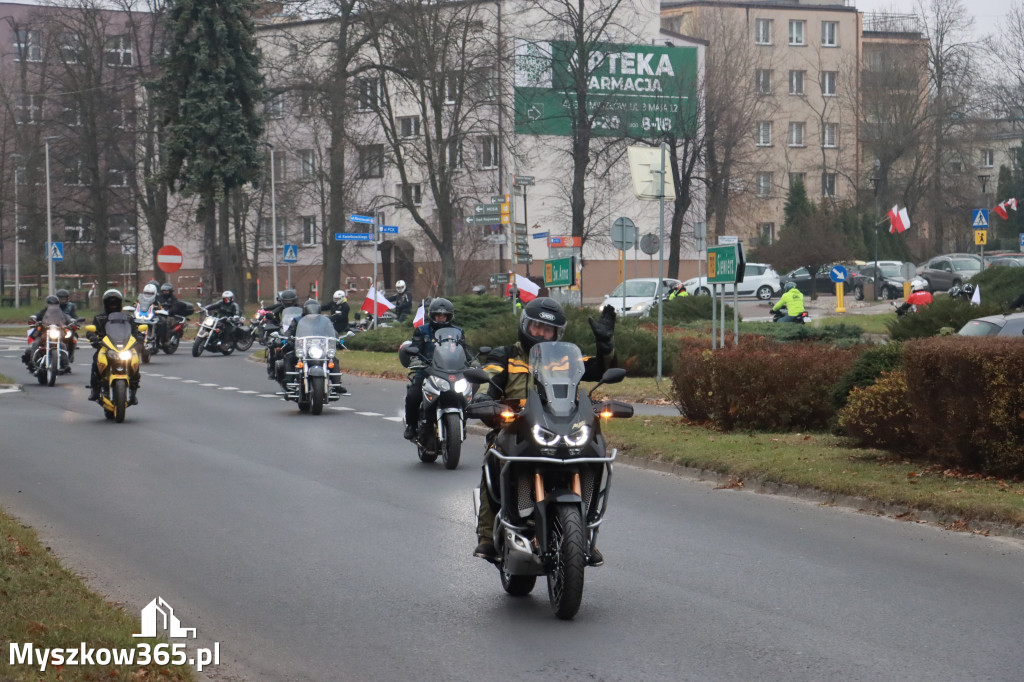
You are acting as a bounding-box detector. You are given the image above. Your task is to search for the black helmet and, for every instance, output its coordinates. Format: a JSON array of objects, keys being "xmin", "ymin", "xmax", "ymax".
[
  {"xmin": 472, "ymin": 285, "xmax": 486, "ymax": 295},
  {"xmin": 518, "ymin": 297, "xmax": 566, "ymax": 350},
  {"xmin": 302, "ymin": 299, "xmax": 321, "ymax": 316},
  {"xmin": 428, "ymin": 298, "xmax": 454, "ymax": 327},
  {"xmin": 160, "ymin": 282, "xmax": 174, "ymax": 294},
  {"xmin": 46, "ymin": 294, "xmax": 60, "ymax": 305},
  {"xmin": 102, "ymin": 289, "xmax": 124, "ymax": 314},
  {"xmin": 961, "ymin": 283, "xmax": 975, "ymax": 297},
  {"xmin": 947, "ymin": 285, "xmax": 961, "ymax": 298},
  {"xmin": 280, "ymin": 289, "xmax": 298, "ymax": 305},
  {"xmin": 56, "ymin": 288, "xmax": 70, "ymax": 303}
]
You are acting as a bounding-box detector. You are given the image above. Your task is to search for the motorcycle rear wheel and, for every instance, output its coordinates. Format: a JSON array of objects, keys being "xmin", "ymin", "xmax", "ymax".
[
  {"xmin": 234, "ymin": 332, "xmax": 255, "ymax": 352},
  {"xmin": 163, "ymin": 335, "xmax": 180, "ymax": 355},
  {"xmin": 142, "ymin": 349, "xmax": 151, "ymax": 364},
  {"xmin": 547, "ymin": 504, "xmax": 586, "ymax": 620},
  {"xmin": 112, "ymin": 380, "xmax": 127, "ymax": 423},
  {"xmin": 441, "ymin": 412, "xmax": 462, "ymax": 470},
  {"xmin": 500, "ymin": 569, "xmax": 537, "ymax": 596},
  {"xmin": 220, "ymin": 342, "xmax": 235, "ymax": 356},
  {"xmin": 310, "ymin": 377, "xmax": 326, "ymax": 415}
]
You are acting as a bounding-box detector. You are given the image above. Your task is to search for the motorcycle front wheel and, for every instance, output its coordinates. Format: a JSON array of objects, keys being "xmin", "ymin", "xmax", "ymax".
[
  {"xmin": 192, "ymin": 339, "xmax": 204, "ymax": 357},
  {"xmin": 310, "ymin": 377, "xmax": 326, "ymax": 415},
  {"xmin": 112, "ymin": 380, "xmax": 127, "ymax": 423},
  {"xmin": 47, "ymin": 349, "xmax": 58, "ymax": 386},
  {"xmin": 548, "ymin": 504, "xmax": 586, "ymax": 620},
  {"xmin": 441, "ymin": 412, "xmax": 463, "ymax": 470}
]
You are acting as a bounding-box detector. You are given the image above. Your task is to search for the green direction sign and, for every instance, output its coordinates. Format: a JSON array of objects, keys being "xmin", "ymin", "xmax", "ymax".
[
  {"xmin": 467, "ymin": 215, "xmax": 501, "ymax": 225},
  {"xmin": 707, "ymin": 245, "xmax": 740, "ymax": 284},
  {"xmin": 515, "ymin": 40, "xmax": 698, "ymax": 138},
  {"xmin": 489, "ymin": 272, "xmax": 510, "ymax": 285},
  {"xmin": 475, "ymin": 203, "xmax": 503, "ymax": 213},
  {"xmin": 544, "ymin": 256, "xmax": 576, "ymax": 287}
]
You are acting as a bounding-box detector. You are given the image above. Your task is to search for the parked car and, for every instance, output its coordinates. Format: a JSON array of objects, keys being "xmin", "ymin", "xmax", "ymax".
[
  {"xmin": 987, "ymin": 255, "xmax": 1024, "ymax": 268},
  {"xmin": 600, "ymin": 277, "xmax": 682, "ymax": 318},
  {"xmin": 916, "ymin": 254, "xmax": 982, "ymax": 292},
  {"xmin": 681, "ymin": 262, "xmax": 780, "ymax": 300},
  {"xmin": 850, "ymin": 261, "xmax": 915, "ymax": 301},
  {"xmin": 957, "ymin": 312, "xmax": 1024, "ymax": 337},
  {"xmin": 778, "ymin": 262, "xmax": 864, "ymax": 296}
]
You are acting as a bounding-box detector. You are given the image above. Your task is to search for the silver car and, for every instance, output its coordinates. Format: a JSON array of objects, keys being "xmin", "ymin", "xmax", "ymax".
[{"xmin": 917, "ymin": 254, "xmax": 981, "ymax": 293}]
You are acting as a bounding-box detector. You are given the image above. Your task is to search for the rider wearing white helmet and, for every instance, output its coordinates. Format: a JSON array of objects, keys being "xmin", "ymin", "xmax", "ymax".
[
  {"xmin": 391, "ymin": 280, "xmax": 412, "ymax": 322},
  {"xmin": 323, "ymin": 289, "xmax": 350, "ymax": 334}
]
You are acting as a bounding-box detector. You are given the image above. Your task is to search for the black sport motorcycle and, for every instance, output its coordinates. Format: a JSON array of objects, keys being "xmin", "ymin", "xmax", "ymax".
[{"xmin": 465, "ymin": 342, "xmax": 632, "ymax": 620}]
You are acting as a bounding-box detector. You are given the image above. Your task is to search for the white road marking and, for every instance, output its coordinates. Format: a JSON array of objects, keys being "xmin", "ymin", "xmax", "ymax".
[
  {"xmin": 258, "ymin": 394, "xmax": 278, "ymax": 398},
  {"xmin": 356, "ymin": 411, "xmax": 382, "ymax": 417},
  {"xmin": 383, "ymin": 416, "xmax": 404, "ymax": 422},
  {"xmin": 238, "ymin": 390, "xmax": 258, "ymax": 394},
  {"xmin": 219, "ymin": 386, "xmax": 239, "ymax": 391},
  {"xmin": 181, "ymin": 380, "xmax": 199, "ymax": 384},
  {"xmin": 161, "ymin": 376, "xmax": 181, "ymax": 380},
  {"xmin": 199, "ymin": 383, "xmax": 218, "ymax": 387},
  {"xmin": 330, "ymin": 406, "xmax": 353, "ymax": 411}
]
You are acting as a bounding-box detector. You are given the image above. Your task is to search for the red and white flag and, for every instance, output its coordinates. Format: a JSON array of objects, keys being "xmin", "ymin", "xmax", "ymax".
[
  {"xmin": 412, "ymin": 303, "xmax": 425, "ymax": 327},
  {"xmin": 505, "ymin": 274, "xmax": 540, "ymax": 302},
  {"xmin": 360, "ymin": 286, "xmax": 395, "ymax": 316},
  {"xmin": 993, "ymin": 197, "xmax": 1018, "ymax": 221},
  {"xmin": 888, "ymin": 205, "xmax": 911, "ymax": 234}
]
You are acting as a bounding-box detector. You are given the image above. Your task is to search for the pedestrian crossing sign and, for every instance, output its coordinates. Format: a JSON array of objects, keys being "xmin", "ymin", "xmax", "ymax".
[
  {"xmin": 46, "ymin": 241, "xmax": 64, "ymax": 261},
  {"xmin": 972, "ymin": 209, "xmax": 988, "ymax": 228},
  {"xmin": 282, "ymin": 244, "xmax": 298, "ymax": 263}
]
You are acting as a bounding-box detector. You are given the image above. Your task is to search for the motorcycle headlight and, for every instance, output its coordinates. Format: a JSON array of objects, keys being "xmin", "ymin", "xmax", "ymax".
[
  {"xmin": 531, "ymin": 424, "xmax": 561, "ymax": 447},
  {"xmin": 107, "ymin": 349, "xmax": 119, "ymax": 360},
  {"xmin": 565, "ymin": 425, "xmax": 590, "ymax": 447},
  {"xmin": 47, "ymin": 328, "xmax": 60, "ymax": 339},
  {"xmin": 204, "ymin": 316, "xmax": 216, "ymax": 326},
  {"xmin": 453, "ymin": 378, "xmax": 469, "ymax": 395},
  {"xmin": 308, "ymin": 345, "xmax": 324, "ymax": 359},
  {"xmin": 118, "ymin": 350, "xmax": 133, "ymax": 361},
  {"xmin": 430, "ymin": 376, "xmax": 451, "ymax": 392}
]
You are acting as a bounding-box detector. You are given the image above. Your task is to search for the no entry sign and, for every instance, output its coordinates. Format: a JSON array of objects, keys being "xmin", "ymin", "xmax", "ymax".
[{"xmin": 156, "ymin": 245, "xmax": 183, "ymax": 273}]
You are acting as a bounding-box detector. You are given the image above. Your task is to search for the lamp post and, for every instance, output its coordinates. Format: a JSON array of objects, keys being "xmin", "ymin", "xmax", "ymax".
[
  {"xmin": 978, "ymin": 174, "xmax": 991, "ymax": 263},
  {"xmin": 869, "ymin": 175, "xmax": 882, "ymax": 300},
  {"xmin": 10, "ymin": 154, "xmax": 21, "ymax": 308},
  {"xmin": 44, "ymin": 137, "xmax": 58, "ymax": 296},
  {"xmin": 262, "ymin": 143, "xmax": 280, "ymax": 296}
]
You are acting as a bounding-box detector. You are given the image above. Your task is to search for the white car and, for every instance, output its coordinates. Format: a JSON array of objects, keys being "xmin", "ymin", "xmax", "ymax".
[
  {"xmin": 600, "ymin": 277, "xmax": 682, "ymax": 318},
  {"xmin": 680, "ymin": 262, "xmax": 780, "ymax": 301}
]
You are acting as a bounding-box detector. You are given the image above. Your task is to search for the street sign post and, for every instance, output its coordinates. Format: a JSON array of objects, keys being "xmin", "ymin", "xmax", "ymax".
[
  {"xmin": 707, "ymin": 245, "xmax": 740, "ymax": 283},
  {"xmin": 971, "ymin": 209, "xmax": 988, "ymax": 228},
  {"xmin": 489, "ymin": 272, "xmax": 510, "ymax": 286},
  {"xmin": 46, "ymin": 242, "xmax": 64, "ymax": 262},
  {"xmin": 513, "ymin": 174, "xmax": 535, "ymax": 186},
  {"xmin": 544, "ymin": 257, "xmax": 576, "ymax": 288},
  {"xmin": 335, "ymin": 233, "xmax": 373, "ymax": 241},
  {"xmin": 611, "ymin": 217, "xmax": 637, "ymax": 250},
  {"xmin": 380, "ymin": 225, "xmax": 399, "ymax": 235},
  {"xmin": 282, "ymin": 244, "xmax": 298, "ymax": 263},
  {"xmin": 350, "ymin": 214, "xmax": 375, "ymax": 224}
]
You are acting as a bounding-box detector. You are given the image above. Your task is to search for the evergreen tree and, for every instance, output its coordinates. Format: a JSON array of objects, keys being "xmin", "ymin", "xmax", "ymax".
[
  {"xmin": 783, "ymin": 177, "xmax": 814, "ymax": 228},
  {"xmin": 994, "ymin": 159, "xmax": 1023, "ymax": 249},
  {"xmin": 152, "ymin": 0, "xmax": 265, "ymax": 297}
]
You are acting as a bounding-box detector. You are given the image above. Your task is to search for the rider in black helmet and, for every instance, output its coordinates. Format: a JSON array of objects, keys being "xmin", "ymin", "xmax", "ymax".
[
  {"xmin": 85, "ymin": 289, "xmax": 142, "ymax": 405},
  {"xmin": 22, "ymin": 294, "xmax": 74, "ymax": 370},
  {"xmin": 473, "ymin": 298, "xmax": 618, "ymax": 565}
]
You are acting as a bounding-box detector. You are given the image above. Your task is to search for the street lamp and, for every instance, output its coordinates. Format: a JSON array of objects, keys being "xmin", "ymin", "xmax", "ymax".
[
  {"xmin": 869, "ymin": 175, "xmax": 882, "ymax": 300},
  {"xmin": 262, "ymin": 142, "xmax": 279, "ymax": 296},
  {"xmin": 44, "ymin": 136, "xmax": 58, "ymax": 296},
  {"xmin": 10, "ymin": 153, "xmax": 21, "ymax": 308}
]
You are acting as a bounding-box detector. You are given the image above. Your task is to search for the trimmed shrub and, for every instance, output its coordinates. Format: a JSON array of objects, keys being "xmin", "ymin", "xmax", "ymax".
[
  {"xmin": 885, "ymin": 296, "xmax": 1002, "ymax": 340},
  {"xmin": 836, "ymin": 370, "xmax": 916, "ymax": 451},
  {"xmin": 662, "ymin": 295, "xmax": 736, "ymax": 324},
  {"xmin": 830, "ymin": 341, "xmax": 904, "ymax": 410},
  {"xmin": 344, "ymin": 324, "xmax": 410, "ymax": 352},
  {"xmin": 959, "ymin": 266, "xmax": 1024, "ymax": 309}
]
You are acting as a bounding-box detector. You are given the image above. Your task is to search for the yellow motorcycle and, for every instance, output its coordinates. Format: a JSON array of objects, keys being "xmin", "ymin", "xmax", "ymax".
[{"xmin": 85, "ymin": 313, "xmax": 145, "ymax": 423}]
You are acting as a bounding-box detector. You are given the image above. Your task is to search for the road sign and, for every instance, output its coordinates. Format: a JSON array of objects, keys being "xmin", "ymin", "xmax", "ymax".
[
  {"xmin": 1020, "ymin": 233, "xmax": 1024, "ymax": 251},
  {"xmin": 156, "ymin": 245, "xmax": 182, "ymax": 273},
  {"xmin": 829, "ymin": 264, "xmax": 848, "ymax": 283},
  {"xmin": 532, "ymin": 232, "xmax": 549, "ymax": 239},
  {"xmin": 350, "ymin": 214, "xmax": 375, "ymax": 224},
  {"xmin": 466, "ymin": 215, "xmax": 501, "ymax": 225},
  {"xmin": 282, "ymin": 244, "xmax": 298, "ymax": 263},
  {"xmin": 707, "ymin": 245, "xmax": 740, "ymax": 283},
  {"xmin": 640, "ymin": 233, "xmax": 660, "ymax": 255},
  {"xmin": 719, "ymin": 235, "xmax": 739, "ymax": 245},
  {"xmin": 475, "ymin": 203, "xmax": 502, "ymax": 213},
  {"xmin": 513, "ymin": 225, "xmax": 527, "ymax": 236},
  {"xmin": 490, "ymin": 194, "xmax": 509, "ymax": 203},
  {"xmin": 380, "ymin": 225, "xmax": 399, "ymax": 234},
  {"xmin": 515, "ymin": 254, "xmax": 534, "ymax": 265},
  {"xmin": 513, "ymin": 174, "xmax": 535, "ymax": 186},
  {"xmin": 611, "ymin": 217, "xmax": 637, "ymax": 250},
  {"xmin": 501, "ymin": 202, "xmax": 510, "ymax": 215},
  {"xmin": 121, "ymin": 244, "xmax": 137, "ymax": 255},
  {"xmin": 975, "ymin": 229, "xmax": 988, "ymax": 246},
  {"xmin": 972, "ymin": 209, "xmax": 989, "ymax": 228},
  {"xmin": 544, "ymin": 257, "xmax": 576, "ymax": 287},
  {"xmin": 45, "ymin": 241, "xmax": 64, "ymax": 262},
  {"xmin": 335, "ymin": 232, "xmax": 373, "ymax": 241},
  {"xmin": 548, "ymin": 236, "xmax": 581, "ymax": 248},
  {"xmin": 489, "ymin": 272, "xmax": 510, "ymax": 285}
]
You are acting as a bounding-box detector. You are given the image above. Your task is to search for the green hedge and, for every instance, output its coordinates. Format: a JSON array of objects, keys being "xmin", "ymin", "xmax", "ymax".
[{"xmin": 885, "ymin": 296, "xmax": 1003, "ymax": 341}]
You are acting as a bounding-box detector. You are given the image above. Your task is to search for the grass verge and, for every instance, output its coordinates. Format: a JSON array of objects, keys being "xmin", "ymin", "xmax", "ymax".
[
  {"xmin": 0, "ymin": 508, "xmax": 196, "ymax": 681},
  {"xmin": 604, "ymin": 417, "xmax": 1024, "ymax": 530}
]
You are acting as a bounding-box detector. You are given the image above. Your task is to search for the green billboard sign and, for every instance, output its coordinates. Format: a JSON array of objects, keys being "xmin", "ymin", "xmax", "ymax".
[
  {"xmin": 544, "ymin": 256, "xmax": 576, "ymax": 288},
  {"xmin": 514, "ymin": 40, "xmax": 698, "ymax": 138},
  {"xmin": 707, "ymin": 245, "xmax": 740, "ymax": 284}
]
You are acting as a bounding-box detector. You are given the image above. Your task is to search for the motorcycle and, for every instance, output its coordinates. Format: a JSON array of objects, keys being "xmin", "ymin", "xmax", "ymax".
[
  {"xmin": 192, "ymin": 304, "xmax": 243, "ymax": 357},
  {"xmin": 126, "ymin": 305, "xmax": 159, "ymax": 363},
  {"xmin": 26, "ymin": 317, "xmax": 75, "ymax": 386},
  {"xmin": 156, "ymin": 305, "xmax": 192, "ymax": 355},
  {"xmin": 85, "ymin": 313, "xmax": 144, "ymax": 423},
  {"xmin": 278, "ymin": 313, "xmax": 346, "ymax": 414},
  {"xmin": 399, "ymin": 328, "xmax": 478, "ymax": 469},
  {"xmin": 771, "ymin": 308, "xmax": 809, "ymax": 324},
  {"xmin": 252, "ymin": 301, "xmax": 279, "ymax": 347},
  {"xmin": 465, "ymin": 342, "xmax": 632, "ymax": 620},
  {"xmin": 266, "ymin": 306, "xmax": 303, "ymax": 380}
]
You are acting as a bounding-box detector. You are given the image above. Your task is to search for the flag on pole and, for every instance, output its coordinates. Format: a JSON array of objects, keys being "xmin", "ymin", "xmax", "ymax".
[
  {"xmin": 887, "ymin": 205, "xmax": 911, "ymax": 234},
  {"xmin": 993, "ymin": 197, "xmax": 1018, "ymax": 221},
  {"xmin": 412, "ymin": 303, "xmax": 425, "ymax": 327},
  {"xmin": 505, "ymin": 274, "xmax": 540, "ymax": 302},
  {"xmin": 360, "ymin": 286, "xmax": 395, "ymax": 316},
  {"xmin": 970, "ymin": 285, "xmax": 981, "ymax": 306}
]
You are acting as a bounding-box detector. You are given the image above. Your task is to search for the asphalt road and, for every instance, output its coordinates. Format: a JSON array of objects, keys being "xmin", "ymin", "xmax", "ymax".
[{"xmin": 1, "ymin": 338, "xmax": 1023, "ymax": 681}]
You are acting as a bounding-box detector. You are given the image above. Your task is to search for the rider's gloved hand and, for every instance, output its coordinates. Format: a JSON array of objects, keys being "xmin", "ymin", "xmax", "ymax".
[{"xmin": 589, "ymin": 305, "xmax": 616, "ymax": 354}]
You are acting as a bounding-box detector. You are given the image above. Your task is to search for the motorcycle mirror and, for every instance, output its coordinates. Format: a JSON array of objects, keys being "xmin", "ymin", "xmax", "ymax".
[
  {"xmin": 588, "ymin": 367, "xmax": 627, "ymax": 397},
  {"xmin": 477, "ymin": 346, "xmax": 492, "ymax": 356},
  {"xmin": 464, "ymin": 368, "xmax": 492, "ymax": 385}
]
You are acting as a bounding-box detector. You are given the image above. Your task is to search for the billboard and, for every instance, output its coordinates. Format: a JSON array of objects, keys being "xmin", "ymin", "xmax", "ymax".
[{"xmin": 514, "ymin": 40, "xmax": 698, "ymax": 138}]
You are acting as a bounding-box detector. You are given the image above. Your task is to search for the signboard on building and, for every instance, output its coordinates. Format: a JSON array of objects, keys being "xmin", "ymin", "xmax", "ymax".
[{"xmin": 514, "ymin": 40, "xmax": 698, "ymax": 138}]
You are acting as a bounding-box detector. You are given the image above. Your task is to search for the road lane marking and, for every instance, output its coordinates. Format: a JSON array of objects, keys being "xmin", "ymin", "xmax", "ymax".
[
  {"xmin": 383, "ymin": 416, "xmax": 404, "ymax": 422},
  {"xmin": 219, "ymin": 386, "xmax": 239, "ymax": 391},
  {"xmin": 238, "ymin": 390, "xmax": 258, "ymax": 394},
  {"xmin": 199, "ymin": 383, "xmax": 218, "ymax": 387},
  {"xmin": 181, "ymin": 379, "xmax": 199, "ymax": 384},
  {"xmin": 356, "ymin": 411, "xmax": 382, "ymax": 417}
]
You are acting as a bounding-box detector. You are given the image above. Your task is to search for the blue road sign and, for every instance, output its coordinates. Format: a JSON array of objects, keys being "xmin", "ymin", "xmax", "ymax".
[
  {"xmin": 972, "ymin": 209, "xmax": 989, "ymax": 228},
  {"xmin": 380, "ymin": 225, "xmax": 399, "ymax": 234},
  {"xmin": 1020, "ymin": 233, "xmax": 1024, "ymax": 250},
  {"xmin": 829, "ymin": 264, "xmax": 848, "ymax": 283},
  {"xmin": 282, "ymin": 244, "xmax": 298, "ymax": 263},
  {"xmin": 350, "ymin": 214, "xmax": 375, "ymax": 224},
  {"xmin": 46, "ymin": 241, "xmax": 64, "ymax": 261},
  {"xmin": 532, "ymin": 232, "xmax": 549, "ymax": 239},
  {"xmin": 335, "ymin": 232, "xmax": 373, "ymax": 241}
]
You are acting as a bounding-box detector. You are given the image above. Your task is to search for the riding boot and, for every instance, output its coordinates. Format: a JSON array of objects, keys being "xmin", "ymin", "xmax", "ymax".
[{"xmin": 128, "ymin": 385, "xmax": 139, "ymax": 406}]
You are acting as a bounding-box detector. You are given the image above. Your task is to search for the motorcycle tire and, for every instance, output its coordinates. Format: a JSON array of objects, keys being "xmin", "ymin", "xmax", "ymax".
[
  {"xmin": 441, "ymin": 412, "xmax": 462, "ymax": 470},
  {"xmin": 547, "ymin": 503, "xmax": 586, "ymax": 620},
  {"xmin": 142, "ymin": 349, "xmax": 151, "ymax": 364},
  {"xmin": 36, "ymin": 367, "xmax": 47, "ymax": 385},
  {"xmin": 310, "ymin": 377, "xmax": 326, "ymax": 415},
  {"xmin": 47, "ymin": 349, "xmax": 58, "ymax": 386},
  {"xmin": 500, "ymin": 569, "xmax": 537, "ymax": 596},
  {"xmin": 220, "ymin": 343, "xmax": 235, "ymax": 356},
  {"xmin": 192, "ymin": 340, "xmax": 203, "ymax": 357},
  {"xmin": 298, "ymin": 400, "xmax": 310, "ymax": 412},
  {"xmin": 112, "ymin": 380, "xmax": 128, "ymax": 423},
  {"xmin": 163, "ymin": 336, "xmax": 180, "ymax": 355},
  {"xmin": 234, "ymin": 332, "xmax": 255, "ymax": 353},
  {"xmin": 417, "ymin": 442, "xmax": 438, "ymax": 463}
]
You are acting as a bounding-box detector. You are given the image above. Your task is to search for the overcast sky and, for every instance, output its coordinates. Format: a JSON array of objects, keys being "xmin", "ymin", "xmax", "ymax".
[{"xmin": 852, "ymin": 0, "xmax": 1006, "ymax": 42}]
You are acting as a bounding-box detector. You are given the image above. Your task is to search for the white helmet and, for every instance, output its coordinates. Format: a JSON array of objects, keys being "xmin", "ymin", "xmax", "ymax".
[
  {"xmin": 333, "ymin": 290, "xmax": 347, "ymax": 303},
  {"xmin": 395, "ymin": 280, "xmax": 406, "ymax": 293},
  {"xmin": 143, "ymin": 283, "xmax": 157, "ymax": 296},
  {"xmin": 911, "ymin": 279, "xmax": 926, "ymax": 293}
]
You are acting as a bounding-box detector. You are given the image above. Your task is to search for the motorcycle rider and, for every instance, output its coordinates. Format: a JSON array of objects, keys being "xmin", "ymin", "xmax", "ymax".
[
  {"xmin": 279, "ymin": 299, "xmax": 348, "ymax": 394},
  {"xmin": 22, "ymin": 294, "xmax": 75, "ymax": 370},
  {"xmin": 392, "ymin": 280, "xmax": 412, "ymax": 322},
  {"xmin": 403, "ymin": 297, "xmax": 472, "ymax": 440},
  {"xmin": 86, "ymin": 289, "xmax": 141, "ymax": 405},
  {"xmin": 895, "ymin": 280, "xmax": 933, "ymax": 316},
  {"xmin": 56, "ymin": 288, "xmax": 77, "ymax": 318},
  {"xmin": 136, "ymin": 282, "xmax": 158, "ymax": 313},
  {"xmin": 265, "ymin": 289, "xmax": 299, "ymax": 378},
  {"xmin": 772, "ymin": 281, "xmax": 805, "ymax": 322},
  {"xmin": 324, "ymin": 290, "xmax": 350, "ymax": 335},
  {"xmin": 473, "ymin": 298, "xmax": 618, "ymax": 565},
  {"xmin": 207, "ymin": 290, "xmax": 243, "ymax": 345},
  {"xmin": 266, "ymin": 288, "xmax": 298, "ymax": 325}
]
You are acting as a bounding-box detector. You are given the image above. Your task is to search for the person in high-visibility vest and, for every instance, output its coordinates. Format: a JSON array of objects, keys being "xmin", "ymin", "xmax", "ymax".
[{"xmin": 668, "ymin": 283, "xmax": 689, "ymax": 300}]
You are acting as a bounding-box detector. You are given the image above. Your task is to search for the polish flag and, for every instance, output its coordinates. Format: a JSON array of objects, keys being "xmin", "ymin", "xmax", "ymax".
[
  {"xmin": 506, "ymin": 274, "xmax": 540, "ymax": 302},
  {"xmin": 993, "ymin": 198, "xmax": 1018, "ymax": 220},
  {"xmin": 361, "ymin": 286, "xmax": 395, "ymax": 316},
  {"xmin": 412, "ymin": 303, "xmax": 425, "ymax": 327},
  {"xmin": 887, "ymin": 205, "xmax": 911, "ymax": 234}
]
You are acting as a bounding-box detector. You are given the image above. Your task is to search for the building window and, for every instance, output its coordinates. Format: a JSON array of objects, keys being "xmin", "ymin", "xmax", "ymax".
[
  {"xmin": 821, "ymin": 21, "xmax": 838, "ymax": 47},
  {"xmin": 108, "ymin": 165, "xmax": 129, "ymax": 187},
  {"xmin": 759, "ymin": 222, "xmax": 775, "ymax": 245},
  {"xmin": 789, "ymin": 172, "xmax": 806, "ymax": 188},
  {"xmin": 60, "ymin": 33, "xmax": 82, "ymax": 64},
  {"xmin": 105, "ymin": 35, "xmax": 133, "ymax": 66},
  {"xmin": 821, "ymin": 172, "xmax": 837, "ymax": 198},
  {"xmin": 755, "ymin": 69, "xmax": 772, "ymax": 95},
  {"xmin": 15, "ymin": 94, "xmax": 42, "ymax": 125},
  {"xmin": 400, "ymin": 182, "xmax": 422, "ymax": 206},
  {"xmin": 61, "ymin": 97, "xmax": 83, "ymax": 127},
  {"xmin": 64, "ymin": 158, "xmax": 86, "ymax": 186},
  {"xmin": 789, "ymin": 20, "xmax": 805, "ymax": 46},
  {"xmin": 755, "ymin": 18, "xmax": 772, "ymax": 45},
  {"xmin": 261, "ymin": 217, "xmax": 286, "ymax": 248},
  {"xmin": 823, "ymin": 122, "xmax": 838, "ymax": 148},
  {"xmin": 357, "ymin": 77, "xmax": 383, "ymax": 111},
  {"xmin": 270, "ymin": 152, "xmax": 287, "ymax": 182},
  {"xmin": 15, "ymin": 30, "xmax": 42, "ymax": 62},
  {"xmin": 980, "ymin": 149, "xmax": 994, "ymax": 168},
  {"xmin": 788, "ymin": 122, "xmax": 805, "ymax": 147},
  {"xmin": 821, "ymin": 71, "xmax": 837, "ymax": 96},
  {"xmin": 756, "ymin": 172, "xmax": 772, "ymax": 197},
  {"xmin": 109, "ymin": 214, "xmax": 135, "ymax": 243},
  {"xmin": 443, "ymin": 139, "xmax": 463, "ymax": 169},
  {"xmin": 63, "ymin": 213, "xmax": 93, "ymax": 243},
  {"xmin": 1011, "ymin": 147, "xmax": 1022, "ymax": 171},
  {"xmin": 756, "ymin": 121, "xmax": 772, "ymax": 147},
  {"xmin": 399, "ymin": 116, "xmax": 420, "ymax": 138},
  {"xmin": 789, "ymin": 70, "xmax": 805, "ymax": 95},
  {"xmin": 481, "ymin": 135, "xmax": 499, "ymax": 169},
  {"xmin": 297, "ymin": 149, "xmax": 316, "ymax": 179},
  {"xmin": 301, "ymin": 216, "xmax": 317, "ymax": 245},
  {"xmin": 359, "ymin": 144, "xmax": 384, "ymax": 178},
  {"xmin": 444, "ymin": 72, "xmax": 461, "ymax": 104},
  {"xmin": 297, "ymin": 92, "xmax": 315, "ymax": 118},
  {"xmin": 265, "ymin": 94, "xmax": 285, "ymax": 120},
  {"xmin": 949, "ymin": 160, "xmax": 963, "ymax": 173}
]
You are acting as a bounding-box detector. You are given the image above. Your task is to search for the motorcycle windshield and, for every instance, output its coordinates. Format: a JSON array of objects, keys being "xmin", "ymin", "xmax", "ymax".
[
  {"xmin": 138, "ymin": 293, "xmax": 156, "ymax": 309},
  {"xmin": 296, "ymin": 315, "xmax": 337, "ymax": 358},
  {"xmin": 105, "ymin": 314, "xmax": 134, "ymax": 346},
  {"xmin": 296, "ymin": 314, "xmax": 336, "ymax": 339},
  {"xmin": 529, "ymin": 342, "xmax": 585, "ymax": 417},
  {"xmin": 431, "ymin": 328, "xmax": 466, "ymax": 372},
  {"xmin": 280, "ymin": 306, "xmax": 303, "ymax": 329}
]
